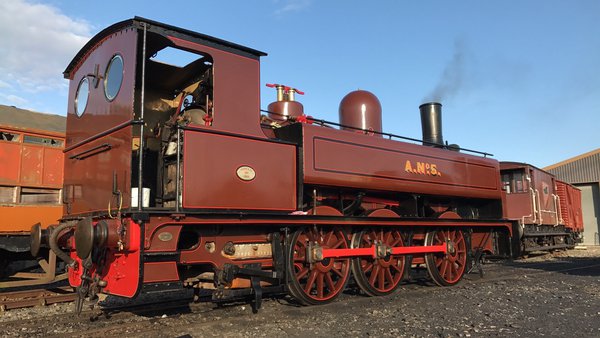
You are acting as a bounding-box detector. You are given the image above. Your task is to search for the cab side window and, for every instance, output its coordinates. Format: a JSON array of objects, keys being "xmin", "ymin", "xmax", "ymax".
[{"xmin": 502, "ymin": 170, "xmax": 527, "ymax": 194}]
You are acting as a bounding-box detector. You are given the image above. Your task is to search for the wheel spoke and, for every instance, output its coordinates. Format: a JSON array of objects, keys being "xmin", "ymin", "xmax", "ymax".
[
  {"xmin": 332, "ymin": 238, "xmax": 345, "ymax": 249},
  {"xmin": 325, "ymin": 272, "xmax": 336, "ymax": 291},
  {"xmin": 440, "ymin": 259, "xmax": 449, "ymax": 277},
  {"xmin": 451, "ymin": 261, "xmax": 458, "ymax": 280},
  {"xmin": 370, "ymin": 230, "xmax": 379, "ymax": 242},
  {"xmin": 390, "ymin": 262, "xmax": 403, "ymax": 273},
  {"xmin": 384, "ymin": 231, "xmax": 392, "ymax": 244},
  {"xmin": 331, "ymin": 264, "xmax": 345, "ymax": 277},
  {"xmin": 294, "ymin": 252, "xmax": 306, "ymax": 263},
  {"xmin": 385, "ymin": 267, "xmax": 394, "ymax": 285},
  {"xmin": 369, "ymin": 265, "xmax": 380, "ymax": 286},
  {"xmin": 390, "ymin": 234, "xmax": 402, "ymax": 247},
  {"xmin": 317, "ymin": 273, "xmax": 324, "ymax": 298},
  {"xmin": 296, "ymin": 266, "xmax": 309, "ymax": 280},
  {"xmin": 304, "ymin": 270, "xmax": 318, "ymax": 294},
  {"xmin": 325, "ymin": 229, "xmax": 333, "ymax": 246},
  {"xmin": 436, "ymin": 232, "xmax": 445, "ymax": 244},
  {"xmin": 362, "ymin": 261, "xmax": 374, "ymax": 273},
  {"xmin": 455, "ymin": 235, "xmax": 465, "ymax": 246},
  {"xmin": 378, "ymin": 267, "xmax": 385, "ymax": 290}
]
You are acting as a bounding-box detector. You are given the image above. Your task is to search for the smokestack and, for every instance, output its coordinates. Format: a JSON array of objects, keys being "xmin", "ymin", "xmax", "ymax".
[{"xmin": 419, "ymin": 102, "xmax": 444, "ymax": 146}]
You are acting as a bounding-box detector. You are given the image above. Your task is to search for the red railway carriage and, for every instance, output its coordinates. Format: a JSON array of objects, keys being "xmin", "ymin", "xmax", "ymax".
[
  {"xmin": 500, "ymin": 162, "xmax": 582, "ymax": 254},
  {"xmin": 0, "ymin": 105, "xmax": 66, "ymax": 286},
  {"xmin": 555, "ymin": 180, "xmax": 584, "ymax": 237},
  {"xmin": 39, "ymin": 17, "xmax": 514, "ymax": 311}
]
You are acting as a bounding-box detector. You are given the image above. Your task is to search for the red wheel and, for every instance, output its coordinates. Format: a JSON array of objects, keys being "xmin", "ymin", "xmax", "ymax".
[
  {"xmin": 425, "ymin": 229, "xmax": 468, "ymax": 286},
  {"xmin": 351, "ymin": 229, "xmax": 405, "ymax": 296},
  {"xmin": 287, "ymin": 227, "xmax": 351, "ymax": 305}
]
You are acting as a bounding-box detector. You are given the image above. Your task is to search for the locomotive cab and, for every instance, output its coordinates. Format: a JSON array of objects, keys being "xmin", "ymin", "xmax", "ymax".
[
  {"xmin": 133, "ymin": 35, "xmax": 216, "ymax": 209},
  {"xmin": 62, "ymin": 17, "xmax": 296, "ymax": 215}
]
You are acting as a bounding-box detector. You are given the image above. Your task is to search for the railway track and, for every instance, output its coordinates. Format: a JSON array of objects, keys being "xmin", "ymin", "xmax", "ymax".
[
  {"xmin": 0, "ymin": 254, "xmax": 595, "ymax": 314},
  {"xmin": 1, "ymin": 255, "xmax": 598, "ymax": 337},
  {"xmin": 54, "ymin": 258, "xmax": 600, "ymax": 337},
  {"xmin": 0, "ymin": 286, "xmax": 76, "ymax": 311}
]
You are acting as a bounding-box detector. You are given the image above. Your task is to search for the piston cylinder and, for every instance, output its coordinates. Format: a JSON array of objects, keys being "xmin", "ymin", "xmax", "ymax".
[{"xmin": 339, "ymin": 90, "xmax": 382, "ymax": 136}]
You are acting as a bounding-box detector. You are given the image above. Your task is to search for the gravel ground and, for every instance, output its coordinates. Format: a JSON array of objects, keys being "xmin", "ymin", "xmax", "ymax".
[{"xmin": 2, "ymin": 247, "xmax": 600, "ymax": 337}]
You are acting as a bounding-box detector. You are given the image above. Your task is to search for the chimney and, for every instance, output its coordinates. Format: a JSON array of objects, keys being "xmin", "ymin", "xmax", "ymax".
[{"xmin": 419, "ymin": 102, "xmax": 444, "ymax": 146}]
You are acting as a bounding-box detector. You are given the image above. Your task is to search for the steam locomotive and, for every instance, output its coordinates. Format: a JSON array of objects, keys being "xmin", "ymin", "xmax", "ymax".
[{"xmin": 30, "ymin": 17, "xmax": 581, "ymax": 311}]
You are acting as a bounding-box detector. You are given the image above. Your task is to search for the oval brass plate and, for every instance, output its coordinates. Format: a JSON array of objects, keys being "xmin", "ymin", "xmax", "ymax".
[
  {"xmin": 158, "ymin": 232, "xmax": 173, "ymax": 242},
  {"xmin": 236, "ymin": 166, "xmax": 256, "ymax": 181}
]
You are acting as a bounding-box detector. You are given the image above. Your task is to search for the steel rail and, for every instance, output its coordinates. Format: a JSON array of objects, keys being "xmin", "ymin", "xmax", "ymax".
[{"xmin": 0, "ymin": 287, "xmax": 76, "ymax": 311}]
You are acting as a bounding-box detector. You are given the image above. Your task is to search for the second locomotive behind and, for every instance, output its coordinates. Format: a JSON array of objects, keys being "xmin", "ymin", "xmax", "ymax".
[{"xmin": 36, "ymin": 17, "xmax": 519, "ymax": 311}]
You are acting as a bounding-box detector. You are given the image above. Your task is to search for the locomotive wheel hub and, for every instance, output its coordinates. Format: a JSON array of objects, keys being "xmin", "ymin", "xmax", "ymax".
[
  {"xmin": 377, "ymin": 254, "xmax": 393, "ymax": 268},
  {"xmin": 316, "ymin": 257, "xmax": 334, "ymax": 272},
  {"xmin": 446, "ymin": 239, "xmax": 456, "ymax": 255}
]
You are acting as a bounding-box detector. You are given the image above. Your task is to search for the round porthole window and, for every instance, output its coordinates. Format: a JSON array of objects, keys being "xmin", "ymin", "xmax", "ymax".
[
  {"xmin": 75, "ymin": 77, "xmax": 89, "ymax": 117},
  {"xmin": 104, "ymin": 54, "xmax": 124, "ymax": 101}
]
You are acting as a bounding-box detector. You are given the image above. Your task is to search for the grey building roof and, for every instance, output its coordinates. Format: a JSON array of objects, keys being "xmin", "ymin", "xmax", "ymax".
[
  {"xmin": 544, "ymin": 148, "xmax": 600, "ymax": 184},
  {"xmin": 0, "ymin": 104, "xmax": 66, "ymax": 133}
]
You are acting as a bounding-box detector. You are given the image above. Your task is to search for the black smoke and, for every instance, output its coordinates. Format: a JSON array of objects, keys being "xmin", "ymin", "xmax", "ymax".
[{"xmin": 425, "ymin": 39, "xmax": 466, "ymax": 103}]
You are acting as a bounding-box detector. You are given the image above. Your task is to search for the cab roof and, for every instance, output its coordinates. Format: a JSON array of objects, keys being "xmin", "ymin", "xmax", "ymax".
[{"xmin": 64, "ymin": 16, "xmax": 267, "ymax": 79}]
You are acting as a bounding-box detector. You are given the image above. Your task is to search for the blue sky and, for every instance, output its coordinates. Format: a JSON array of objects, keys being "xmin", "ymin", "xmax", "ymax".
[{"xmin": 1, "ymin": 0, "xmax": 599, "ymax": 167}]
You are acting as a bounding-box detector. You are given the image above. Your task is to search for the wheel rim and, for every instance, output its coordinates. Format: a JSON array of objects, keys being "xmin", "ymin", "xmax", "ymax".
[
  {"xmin": 351, "ymin": 229, "xmax": 405, "ymax": 296},
  {"xmin": 288, "ymin": 227, "xmax": 350, "ymax": 304},
  {"xmin": 425, "ymin": 229, "xmax": 467, "ymax": 286}
]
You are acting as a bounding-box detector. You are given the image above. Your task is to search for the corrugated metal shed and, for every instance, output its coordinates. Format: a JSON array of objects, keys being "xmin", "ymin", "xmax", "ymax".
[
  {"xmin": 0, "ymin": 104, "xmax": 66, "ymax": 133},
  {"xmin": 545, "ymin": 149, "xmax": 600, "ymax": 245},
  {"xmin": 544, "ymin": 148, "xmax": 600, "ymax": 184}
]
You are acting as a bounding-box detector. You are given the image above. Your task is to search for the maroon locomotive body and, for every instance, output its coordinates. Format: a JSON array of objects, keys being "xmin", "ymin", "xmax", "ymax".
[
  {"xmin": 36, "ymin": 17, "xmax": 517, "ymax": 310},
  {"xmin": 500, "ymin": 162, "xmax": 582, "ymax": 253}
]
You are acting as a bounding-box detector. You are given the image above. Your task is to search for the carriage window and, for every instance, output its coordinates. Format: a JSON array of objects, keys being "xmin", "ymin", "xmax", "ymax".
[
  {"xmin": 75, "ymin": 77, "xmax": 89, "ymax": 117},
  {"xmin": 501, "ymin": 171, "xmax": 527, "ymax": 194},
  {"xmin": 0, "ymin": 131, "xmax": 20, "ymax": 142},
  {"xmin": 20, "ymin": 187, "xmax": 61, "ymax": 204},
  {"xmin": 23, "ymin": 135, "xmax": 64, "ymax": 147},
  {"xmin": 104, "ymin": 54, "xmax": 124, "ymax": 101}
]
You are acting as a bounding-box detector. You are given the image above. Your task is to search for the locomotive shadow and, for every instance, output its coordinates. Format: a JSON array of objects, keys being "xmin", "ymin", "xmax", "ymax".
[
  {"xmin": 95, "ymin": 289, "xmax": 195, "ymax": 320},
  {"xmin": 501, "ymin": 254, "xmax": 600, "ymax": 277}
]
